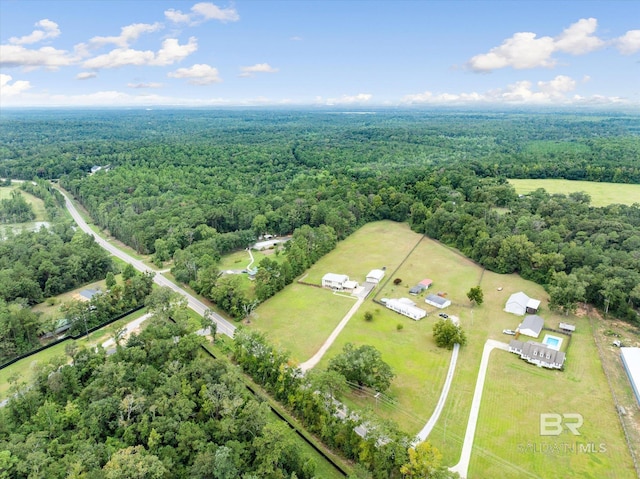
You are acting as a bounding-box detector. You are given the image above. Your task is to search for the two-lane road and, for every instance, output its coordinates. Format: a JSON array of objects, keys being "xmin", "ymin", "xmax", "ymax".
[{"xmin": 59, "ymin": 189, "xmax": 236, "ymax": 338}]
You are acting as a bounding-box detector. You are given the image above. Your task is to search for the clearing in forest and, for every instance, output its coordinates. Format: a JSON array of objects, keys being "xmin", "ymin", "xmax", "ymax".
[{"xmin": 509, "ymin": 178, "xmax": 640, "ymax": 207}]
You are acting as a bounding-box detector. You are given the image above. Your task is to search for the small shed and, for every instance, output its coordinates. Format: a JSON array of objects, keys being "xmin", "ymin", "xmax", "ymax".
[
  {"xmin": 559, "ymin": 322, "xmax": 576, "ymax": 333},
  {"xmin": 425, "ymin": 294, "xmax": 451, "ymax": 309},
  {"xmin": 366, "ymin": 269, "xmax": 385, "ymax": 284},
  {"xmin": 419, "ymin": 279, "xmax": 433, "ymax": 289},
  {"xmin": 517, "ymin": 315, "xmax": 544, "ymax": 338},
  {"xmin": 409, "ymin": 286, "xmax": 423, "ymax": 295}
]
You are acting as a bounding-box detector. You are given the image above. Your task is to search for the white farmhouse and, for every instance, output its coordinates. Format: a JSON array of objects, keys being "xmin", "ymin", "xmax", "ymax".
[
  {"xmin": 386, "ymin": 298, "xmax": 427, "ymax": 321},
  {"xmin": 322, "ymin": 273, "xmax": 350, "ymax": 290}
]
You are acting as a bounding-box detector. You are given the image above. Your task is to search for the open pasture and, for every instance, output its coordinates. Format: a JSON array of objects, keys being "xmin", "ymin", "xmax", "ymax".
[{"xmin": 509, "ymin": 178, "xmax": 640, "ymax": 207}]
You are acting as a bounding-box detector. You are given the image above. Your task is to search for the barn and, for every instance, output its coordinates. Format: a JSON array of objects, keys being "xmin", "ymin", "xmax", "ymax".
[
  {"xmin": 366, "ymin": 269, "xmax": 385, "ymax": 284},
  {"xmin": 620, "ymin": 347, "xmax": 640, "ymax": 407},
  {"xmin": 504, "ymin": 292, "xmax": 541, "ymax": 316}
]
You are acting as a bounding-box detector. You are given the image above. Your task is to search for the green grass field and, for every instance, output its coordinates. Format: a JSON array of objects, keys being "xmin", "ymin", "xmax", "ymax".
[
  {"xmin": 0, "ymin": 184, "xmax": 49, "ymax": 238},
  {"xmin": 509, "ymin": 179, "xmax": 640, "ymax": 207},
  {"xmin": 267, "ymin": 220, "xmax": 635, "ymax": 477}
]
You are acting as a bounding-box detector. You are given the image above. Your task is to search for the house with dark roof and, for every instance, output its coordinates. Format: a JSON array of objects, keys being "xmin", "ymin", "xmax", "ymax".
[
  {"xmin": 509, "ymin": 339, "xmax": 565, "ymax": 369},
  {"xmin": 425, "ymin": 294, "xmax": 451, "ymax": 309},
  {"xmin": 79, "ymin": 289, "xmax": 101, "ymax": 301},
  {"xmin": 517, "ymin": 315, "xmax": 544, "ymax": 338}
]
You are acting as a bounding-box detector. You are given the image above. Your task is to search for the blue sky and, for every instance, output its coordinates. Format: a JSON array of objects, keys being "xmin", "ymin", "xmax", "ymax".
[{"xmin": 1, "ymin": 1, "xmax": 638, "ymax": 107}]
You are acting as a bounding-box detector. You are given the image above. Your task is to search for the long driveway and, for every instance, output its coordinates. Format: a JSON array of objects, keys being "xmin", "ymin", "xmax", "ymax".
[
  {"xmin": 450, "ymin": 339, "xmax": 509, "ymax": 478},
  {"xmin": 59, "ymin": 189, "xmax": 236, "ymax": 338}
]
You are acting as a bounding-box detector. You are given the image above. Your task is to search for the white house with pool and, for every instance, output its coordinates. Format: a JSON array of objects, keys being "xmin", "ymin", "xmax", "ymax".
[{"xmin": 509, "ymin": 339, "xmax": 566, "ymax": 369}]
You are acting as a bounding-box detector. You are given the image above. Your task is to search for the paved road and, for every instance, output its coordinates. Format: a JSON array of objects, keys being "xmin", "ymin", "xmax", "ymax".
[
  {"xmin": 59, "ymin": 189, "xmax": 236, "ymax": 338},
  {"xmin": 450, "ymin": 339, "xmax": 509, "ymax": 478}
]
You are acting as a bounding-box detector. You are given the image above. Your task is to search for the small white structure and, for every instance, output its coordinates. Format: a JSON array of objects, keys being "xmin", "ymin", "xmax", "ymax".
[
  {"xmin": 386, "ymin": 298, "xmax": 427, "ymax": 321},
  {"xmin": 559, "ymin": 322, "xmax": 576, "ymax": 333},
  {"xmin": 621, "ymin": 347, "xmax": 640, "ymax": 406},
  {"xmin": 343, "ymin": 280, "xmax": 359, "ymax": 291},
  {"xmin": 504, "ymin": 291, "xmax": 541, "ymax": 316},
  {"xmin": 322, "ymin": 273, "xmax": 349, "ymax": 290},
  {"xmin": 425, "ymin": 294, "xmax": 451, "ymax": 309},
  {"xmin": 517, "ymin": 315, "xmax": 544, "ymax": 338},
  {"xmin": 366, "ymin": 269, "xmax": 385, "ymax": 284}
]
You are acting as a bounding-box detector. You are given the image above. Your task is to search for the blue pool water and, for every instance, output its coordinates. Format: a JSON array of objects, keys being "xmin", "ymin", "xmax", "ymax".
[{"xmin": 545, "ymin": 337, "xmax": 559, "ymax": 347}]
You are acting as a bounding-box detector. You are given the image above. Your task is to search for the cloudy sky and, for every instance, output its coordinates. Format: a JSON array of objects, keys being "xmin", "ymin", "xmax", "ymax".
[{"xmin": 1, "ymin": 0, "xmax": 638, "ymax": 107}]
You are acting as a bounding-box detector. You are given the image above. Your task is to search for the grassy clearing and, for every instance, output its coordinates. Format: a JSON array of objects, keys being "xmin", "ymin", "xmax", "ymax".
[
  {"xmin": 281, "ymin": 220, "xmax": 634, "ymax": 476},
  {"xmin": 303, "ymin": 220, "xmax": 421, "ymax": 285},
  {"xmin": 32, "ymin": 278, "xmax": 109, "ymax": 324},
  {"xmin": 469, "ymin": 319, "xmax": 636, "ymax": 478},
  {"xmin": 249, "ymin": 284, "xmax": 356, "ymax": 364},
  {"xmin": 509, "ymin": 179, "xmax": 640, "ymax": 207},
  {"xmin": 0, "ymin": 308, "xmax": 149, "ymax": 401}
]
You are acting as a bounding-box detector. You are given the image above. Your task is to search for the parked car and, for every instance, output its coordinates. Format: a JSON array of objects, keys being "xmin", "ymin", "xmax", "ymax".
[
  {"xmin": 503, "ymin": 329, "xmax": 516, "ymax": 335},
  {"xmin": 439, "ymin": 313, "xmax": 449, "ymax": 319}
]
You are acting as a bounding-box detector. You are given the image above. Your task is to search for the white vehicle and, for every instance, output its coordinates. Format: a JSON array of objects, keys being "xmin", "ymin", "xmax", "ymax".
[{"xmin": 503, "ymin": 329, "xmax": 516, "ymax": 335}]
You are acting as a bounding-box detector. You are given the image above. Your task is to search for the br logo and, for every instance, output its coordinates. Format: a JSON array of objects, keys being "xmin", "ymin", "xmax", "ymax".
[{"xmin": 540, "ymin": 413, "xmax": 583, "ymax": 436}]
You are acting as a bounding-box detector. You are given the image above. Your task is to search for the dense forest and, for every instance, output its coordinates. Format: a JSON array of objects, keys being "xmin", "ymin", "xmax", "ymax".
[{"xmin": 1, "ymin": 108, "xmax": 639, "ymax": 477}]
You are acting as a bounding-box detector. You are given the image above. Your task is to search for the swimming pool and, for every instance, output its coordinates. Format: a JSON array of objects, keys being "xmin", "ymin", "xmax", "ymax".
[{"xmin": 542, "ymin": 334, "xmax": 563, "ymax": 351}]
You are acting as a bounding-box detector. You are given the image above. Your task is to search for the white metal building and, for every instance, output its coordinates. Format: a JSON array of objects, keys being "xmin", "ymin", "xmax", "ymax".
[
  {"xmin": 621, "ymin": 347, "xmax": 640, "ymax": 407},
  {"xmin": 386, "ymin": 298, "xmax": 427, "ymax": 320}
]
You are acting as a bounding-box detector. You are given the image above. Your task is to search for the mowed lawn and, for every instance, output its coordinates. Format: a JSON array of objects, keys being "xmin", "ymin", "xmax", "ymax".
[
  {"xmin": 248, "ymin": 284, "xmax": 356, "ymax": 364},
  {"xmin": 285, "ymin": 221, "xmax": 634, "ymax": 476},
  {"xmin": 249, "ymin": 221, "xmax": 423, "ymax": 363},
  {"xmin": 469, "ymin": 321, "xmax": 636, "ymax": 478},
  {"xmin": 509, "ymin": 179, "xmax": 640, "ymax": 207}
]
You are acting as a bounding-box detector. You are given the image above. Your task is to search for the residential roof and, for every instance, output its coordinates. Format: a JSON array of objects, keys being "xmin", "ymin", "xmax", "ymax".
[
  {"xmin": 409, "ymin": 286, "xmax": 423, "ymax": 294},
  {"xmin": 344, "ymin": 280, "xmax": 359, "ymax": 289},
  {"xmin": 509, "ymin": 339, "xmax": 524, "ymax": 350},
  {"xmin": 521, "ymin": 340, "xmax": 566, "ymax": 366},
  {"xmin": 519, "ymin": 315, "xmax": 544, "ymax": 335},
  {"xmin": 322, "ymin": 273, "xmax": 349, "ymax": 283},
  {"xmin": 386, "ymin": 299, "xmax": 426, "ymax": 320},
  {"xmin": 419, "ymin": 279, "xmax": 433, "ymax": 287},
  {"xmin": 80, "ymin": 288, "xmax": 100, "ymax": 300},
  {"xmin": 425, "ymin": 294, "xmax": 449, "ymax": 306},
  {"xmin": 397, "ymin": 297, "xmax": 416, "ymax": 306}
]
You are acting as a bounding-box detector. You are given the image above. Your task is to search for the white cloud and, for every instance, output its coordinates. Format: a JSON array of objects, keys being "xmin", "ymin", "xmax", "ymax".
[
  {"xmin": 128, "ymin": 82, "xmax": 163, "ymax": 89},
  {"xmin": 82, "ymin": 37, "xmax": 197, "ymax": 69},
  {"xmin": 76, "ymin": 72, "xmax": 97, "ymax": 80},
  {"xmin": 0, "ymin": 44, "xmax": 77, "ymax": 70},
  {"xmin": 400, "ymin": 75, "xmax": 616, "ymax": 105},
  {"xmin": 290, "ymin": 36, "xmax": 303, "ymax": 41},
  {"xmin": 468, "ymin": 18, "xmax": 605, "ymax": 72},
  {"xmin": 239, "ymin": 63, "xmax": 278, "ymax": 77},
  {"xmin": 168, "ymin": 63, "xmax": 222, "ymax": 85},
  {"xmin": 615, "ymin": 30, "xmax": 640, "ymax": 55},
  {"xmin": 317, "ymin": 93, "xmax": 373, "ymax": 105},
  {"xmin": 0, "ymin": 74, "xmax": 31, "ymax": 96},
  {"xmin": 164, "ymin": 8, "xmax": 191, "ymax": 24},
  {"xmin": 89, "ymin": 23, "xmax": 162, "ymax": 48},
  {"xmin": 191, "ymin": 2, "xmax": 239, "ymax": 22},
  {"xmin": 554, "ymin": 18, "xmax": 604, "ymax": 54},
  {"xmin": 165, "ymin": 2, "xmax": 239, "ymax": 25},
  {"xmin": 9, "ymin": 19, "xmax": 60, "ymax": 45}
]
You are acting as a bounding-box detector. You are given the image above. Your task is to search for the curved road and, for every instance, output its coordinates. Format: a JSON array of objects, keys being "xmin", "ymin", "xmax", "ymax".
[{"xmin": 59, "ymin": 189, "xmax": 236, "ymax": 338}]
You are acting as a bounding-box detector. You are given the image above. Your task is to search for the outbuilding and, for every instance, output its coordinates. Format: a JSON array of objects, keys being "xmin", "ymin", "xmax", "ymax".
[
  {"xmin": 517, "ymin": 315, "xmax": 544, "ymax": 338},
  {"xmin": 366, "ymin": 269, "xmax": 385, "ymax": 284},
  {"xmin": 425, "ymin": 294, "xmax": 451, "ymax": 309},
  {"xmin": 620, "ymin": 347, "xmax": 640, "ymax": 407},
  {"xmin": 504, "ymin": 291, "xmax": 541, "ymax": 316}
]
